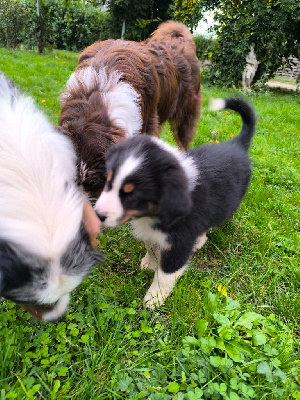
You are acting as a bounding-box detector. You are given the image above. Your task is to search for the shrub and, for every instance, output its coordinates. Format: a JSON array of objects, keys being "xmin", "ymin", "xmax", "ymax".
[
  {"xmin": 0, "ymin": 0, "xmax": 29, "ymax": 48},
  {"xmin": 1, "ymin": 0, "xmax": 110, "ymax": 52},
  {"xmin": 42, "ymin": 0, "xmax": 110, "ymax": 52},
  {"xmin": 210, "ymin": 0, "xmax": 300, "ymax": 87},
  {"xmin": 210, "ymin": 35, "xmax": 249, "ymax": 87},
  {"xmin": 193, "ymin": 34, "xmax": 216, "ymax": 63}
]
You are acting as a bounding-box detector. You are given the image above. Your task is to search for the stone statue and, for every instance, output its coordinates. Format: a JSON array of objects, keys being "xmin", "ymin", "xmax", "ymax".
[{"xmin": 242, "ymin": 44, "xmax": 259, "ymax": 88}]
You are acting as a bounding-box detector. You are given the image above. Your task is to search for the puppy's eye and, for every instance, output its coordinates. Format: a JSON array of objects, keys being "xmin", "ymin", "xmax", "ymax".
[{"xmin": 121, "ymin": 183, "xmax": 135, "ymax": 194}]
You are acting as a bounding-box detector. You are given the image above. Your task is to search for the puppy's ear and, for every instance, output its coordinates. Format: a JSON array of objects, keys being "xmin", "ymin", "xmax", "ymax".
[{"xmin": 159, "ymin": 168, "xmax": 193, "ymax": 227}]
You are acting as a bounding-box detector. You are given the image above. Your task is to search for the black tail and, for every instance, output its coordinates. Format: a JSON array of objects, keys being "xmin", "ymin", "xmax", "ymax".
[{"xmin": 210, "ymin": 98, "xmax": 256, "ymax": 151}]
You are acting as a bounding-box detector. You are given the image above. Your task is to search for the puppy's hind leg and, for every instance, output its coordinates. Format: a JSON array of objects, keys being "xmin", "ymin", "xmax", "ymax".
[
  {"xmin": 143, "ymin": 112, "xmax": 160, "ymax": 137},
  {"xmin": 144, "ymin": 264, "xmax": 187, "ymax": 309},
  {"xmin": 176, "ymin": 118, "xmax": 197, "ymax": 151}
]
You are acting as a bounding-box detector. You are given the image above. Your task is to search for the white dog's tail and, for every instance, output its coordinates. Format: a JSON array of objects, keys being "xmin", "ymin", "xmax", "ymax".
[{"xmin": 210, "ymin": 98, "xmax": 256, "ymax": 151}]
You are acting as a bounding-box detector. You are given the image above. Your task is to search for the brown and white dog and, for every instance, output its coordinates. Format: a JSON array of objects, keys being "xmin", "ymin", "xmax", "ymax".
[{"xmin": 59, "ymin": 21, "xmax": 201, "ymax": 203}]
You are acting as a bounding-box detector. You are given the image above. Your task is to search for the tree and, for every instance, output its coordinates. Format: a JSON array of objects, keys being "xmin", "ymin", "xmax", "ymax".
[
  {"xmin": 103, "ymin": 0, "xmax": 213, "ymax": 39},
  {"xmin": 210, "ymin": 0, "xmax": 300, "ymax": 86},
  {"xmin": 172, "ymin": 0, "xmax": 206, "ymax": 32},
  {"xmin": 0, "ymin": 0, "xmax": 29, "ymax": 48},
  {"xmin": 36, "ymin": 0, "xmax": 44, "ymax": 53},
  {"xmin": 104, "ymin": 0, "xmax": 173, "ymax": 40}
]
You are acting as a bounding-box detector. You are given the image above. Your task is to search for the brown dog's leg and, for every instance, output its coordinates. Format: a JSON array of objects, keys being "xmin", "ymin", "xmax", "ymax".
[
  {"xmin": 171, "ymin": 92, "xmax": 202, "ymax": 151},
  {"xmin": 143, "ymin": 112, "xmax": 160, "ymax": 137}
]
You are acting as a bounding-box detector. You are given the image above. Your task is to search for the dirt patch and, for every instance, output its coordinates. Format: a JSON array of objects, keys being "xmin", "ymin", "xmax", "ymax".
[{"xmin": 267, "ymin": 80, "xmax": 298, "ymax": 91}]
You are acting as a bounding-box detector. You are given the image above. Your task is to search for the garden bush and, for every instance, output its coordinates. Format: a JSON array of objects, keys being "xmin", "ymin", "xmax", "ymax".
[
  {"xmin": 193, "ymin": 34, "xmax": 216, "ymax": 63},
  {"xmin": 40, "ymin": 0, "xmax": 110, "ymax": 51},
  {"xmin": 0, "ymin": 0, "xmax": 29, "ymax": 48},
  {"xmin": 209, "ymin": 0, "xmax": 300, "ymax": 87},
  {"xmin": 0, "ymin": 0, "xmax": 110, "ymax": 52}
]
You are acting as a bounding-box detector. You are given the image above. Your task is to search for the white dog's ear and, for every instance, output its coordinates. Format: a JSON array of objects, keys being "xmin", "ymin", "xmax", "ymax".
[{"xmin": 159, "ymin": 168, "xmax": 192, "ymax": 227}]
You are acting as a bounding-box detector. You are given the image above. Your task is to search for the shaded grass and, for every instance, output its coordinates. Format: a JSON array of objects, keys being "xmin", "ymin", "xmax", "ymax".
[{"xmin": 0, "ymin": 48, "xmax": 299, "ymax": 398}]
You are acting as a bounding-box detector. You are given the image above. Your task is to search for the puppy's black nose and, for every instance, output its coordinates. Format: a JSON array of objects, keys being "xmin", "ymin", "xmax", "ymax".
[{"xmin": 96, "ymin": 211, "xmax": 107, "ymax": 222}]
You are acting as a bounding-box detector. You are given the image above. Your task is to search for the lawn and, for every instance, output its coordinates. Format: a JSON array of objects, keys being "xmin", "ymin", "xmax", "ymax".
[{"xmin": 0, "ymin": 48, "xmax": 299, "ymax": 399}]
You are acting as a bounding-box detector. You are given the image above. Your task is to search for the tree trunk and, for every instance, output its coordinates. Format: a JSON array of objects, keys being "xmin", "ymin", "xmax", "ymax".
[{"xmin": 36, "ymin": 0, "xmax": 43, "ymax": 53}]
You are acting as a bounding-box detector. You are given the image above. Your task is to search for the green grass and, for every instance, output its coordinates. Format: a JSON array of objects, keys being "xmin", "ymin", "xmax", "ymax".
[{"xmin": 0, "ymin": 48, "xmax": 299, "ymax": 399}]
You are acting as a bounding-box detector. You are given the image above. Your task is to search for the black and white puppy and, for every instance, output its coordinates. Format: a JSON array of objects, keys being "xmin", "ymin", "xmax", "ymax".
[
  {"xmin": 0, "ymin": 72, "xmax": 104, "ymax": 321},
  {"xmin": 95, "ymin": 98, "xmax": 256, "ymax": 308}
]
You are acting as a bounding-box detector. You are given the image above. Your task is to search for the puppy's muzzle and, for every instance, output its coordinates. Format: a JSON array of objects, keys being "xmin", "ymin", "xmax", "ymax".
[{"xmin": 96, "ymin": 211, "xmax": 107, "ymax": 222}]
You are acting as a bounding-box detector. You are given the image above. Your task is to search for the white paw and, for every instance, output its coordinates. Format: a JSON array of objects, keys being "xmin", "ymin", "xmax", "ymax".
[
  {"xmin": 140, "ymin": 252, "xmax": 157, "ymax": 271},
  {"xmin": 193, "ymin": 233, "xmax": 207, "ymax": 252},
  {"xmin": 140, "ymin": 253, "xmax": 150, "ymax": 270},
  {"xmin": 144, "ymin": 287, "xmax": 167, "ymax": 309},
  {"xmin": 141, "ymin": 252, "xmax": 158, "ymax": 271},
  {"xmin": 143, "ymin": 276, "xmax": 174, "ymax": 309},
  {"xmin": 143, "ymin": 265, "xmax": 188, "ymax": 309}
]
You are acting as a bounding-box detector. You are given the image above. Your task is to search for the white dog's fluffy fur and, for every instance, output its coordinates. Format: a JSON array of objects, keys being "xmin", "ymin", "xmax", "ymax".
[{"xmin": 0, "ymin": 72, "xmax": 103, "ymax": 321}]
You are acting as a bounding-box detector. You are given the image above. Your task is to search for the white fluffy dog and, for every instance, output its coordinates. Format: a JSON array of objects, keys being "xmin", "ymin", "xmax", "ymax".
[{"xmin": 0, "ymin": 72, "xmax": 103, "ymax": 321}]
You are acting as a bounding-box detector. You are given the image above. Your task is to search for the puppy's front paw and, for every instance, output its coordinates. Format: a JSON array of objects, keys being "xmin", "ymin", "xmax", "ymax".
[
  {"xmin": 144, "ymin": 265, "xmax": 186, "ymax": 309},
  {"xmin": 140, "ymin": 252, "xmax": 157, "ymax": 271},
  {"xmin": 144, "ymin": 288, "xmax": 165, "ymax": 309},
  {"xmin": 144, "ymin": 282, "xmax": 172, "ymax": 309}
]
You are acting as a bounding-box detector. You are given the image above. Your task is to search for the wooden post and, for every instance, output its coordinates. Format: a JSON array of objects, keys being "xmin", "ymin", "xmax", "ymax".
[{"xmin": 121, "ymin": 20, "xmax": 125, "ymax": 40}]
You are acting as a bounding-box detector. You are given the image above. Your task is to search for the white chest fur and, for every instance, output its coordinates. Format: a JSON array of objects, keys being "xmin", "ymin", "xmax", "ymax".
[{"xmin": 130, "ymin": 217, "xmax": 169, "ymax": 249}]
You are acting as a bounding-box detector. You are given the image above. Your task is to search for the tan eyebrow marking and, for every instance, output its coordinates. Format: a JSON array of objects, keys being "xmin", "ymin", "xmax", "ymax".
[
  {"xmin": 122, "ymin": 183, "xmax": 135, "ymax": 193},
  {"xmin": 107, "ymin": 170, "xmax": 113, "ymax": 182}
]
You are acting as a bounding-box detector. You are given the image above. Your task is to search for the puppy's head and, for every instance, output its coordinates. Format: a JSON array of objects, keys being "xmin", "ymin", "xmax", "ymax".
[
  {"xmin": 95, "ymin": 136, "xmax": 198, "ymax": 228},
  {"xmin": 0, "ymin": 226, "xmax": 103, "ymax": 322}
]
